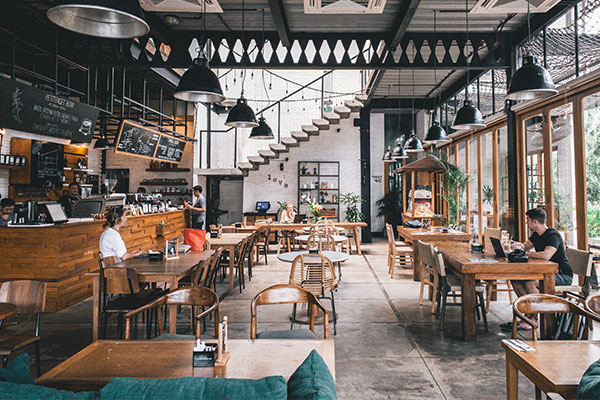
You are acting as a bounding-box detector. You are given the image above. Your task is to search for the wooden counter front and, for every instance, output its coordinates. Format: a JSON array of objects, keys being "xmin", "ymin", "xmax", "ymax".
[{"xmin": 0, "ymin": 210, "xmax": 186, "ymax": 312}]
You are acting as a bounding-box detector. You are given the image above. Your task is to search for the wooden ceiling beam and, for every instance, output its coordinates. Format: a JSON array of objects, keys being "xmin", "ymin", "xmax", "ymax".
[
  {"xmin": 267, "ymin": 0, "xmax": 291, "ymax": 48},
  {"xmin": 389, "ymin": 0, "xmax": 421, "ymax": 49}
]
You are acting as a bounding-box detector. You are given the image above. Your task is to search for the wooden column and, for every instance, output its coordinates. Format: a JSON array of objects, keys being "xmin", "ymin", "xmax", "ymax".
[
  {"xmin": 465, "ymin": 140, "xmax": 471, "ymax": 234},
  {"xmin": 542, "ymin": 108, "xmax": 555, "ymax": 229},
  {"xmin": 517, "ymin": 116, "xmax": 528, "ymax": 241},
  {"xmin": 411, "ymin": 171, "xmax": 415, "ymax": 214},
  {"xmin": 402, "ymin": 160, "xmax": 407, "ymax": 215},
  {"xmin": 573, "ymin": 96, "xmax": 588, "ymax": 250},
  {"xmin": 384, "ymin": 162, "xmax": 390, "ymax": 196},
  {"xmin": 455, "ymin": 143, "xmax": 460, "ymax": 227},
  {"xmin": 492, "ymin": 129, "xmax": 500, "ymax": 228},
  {"xmin": 429, "ymin": 172, "xmax": 435, "ymax": 212},
  {"xmin": 477, "ymin": 136, "xmax": 483, "ymax": 241}
]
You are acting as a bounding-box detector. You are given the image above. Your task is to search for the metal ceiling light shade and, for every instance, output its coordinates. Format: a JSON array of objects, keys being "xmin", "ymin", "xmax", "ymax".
[
  {"xmin": 506, "ymin": 53, "xmax": 558, "ymax": 100},
  {"xmin": 391, "ymin": 142, "xmax": 408, "ymax": 159},
  {"xmin": 174, "ymin": 57, "xmax": 225, "ymax": 103},
  {"xmin": 403, "ymin": 132, "xmax": 423, "ymax": 153},
  {"xmin": 249, "ymin": 116, "xmax": 274, "ymax": 140},
  {"xmin": 451, "ymin": 100, "xmax": 486, "ymax": 130},
  {"xmin": 424, "ymin": 120, "xmax": 450, "ymax": 144},
  {"xmin": 225, "ymin": 96, "xmax": 258, "ymax": 128},
  {"xmin": 47, "ymin": 0, "xmax": 150, "ymax": 39},
  {"xmin": 93, "ymin": 137, "xmax": 111, "ymax": 150},
  {"xmin": 382, "ymin": 146, "xmax": 393, "ymax": 161}
]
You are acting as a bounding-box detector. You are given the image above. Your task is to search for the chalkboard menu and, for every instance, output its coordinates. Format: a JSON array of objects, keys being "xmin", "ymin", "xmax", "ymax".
[
  {"xmin": 114, "ymin": 120, "xmax": 160, "ymax": 159},
  {"xmin": 30, "ymin": 140, "xmax": 64, "ymax": 186},
  {"xmin": 0, "ymin": 76, "xmax": 99, "ymax": 143},
  {"xmin": 155, "ymin": 135, "xmax": 186, "ymax": 163}
]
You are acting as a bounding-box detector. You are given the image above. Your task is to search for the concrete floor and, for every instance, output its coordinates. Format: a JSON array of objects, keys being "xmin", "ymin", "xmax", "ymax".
[{"xmin": 4, "ymin": 239, "xmax": 559, "ymax": 399}]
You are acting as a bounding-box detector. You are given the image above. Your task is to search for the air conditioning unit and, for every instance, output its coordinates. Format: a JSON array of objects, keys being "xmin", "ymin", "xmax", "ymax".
[
  {"xmin": 138, "ymin": 0, "xmax": 222, "ymax": 13},
  {"xmin": 470, "ymin": 0, "xmax": 560, "ymax": 14},
  {"xmin": 304, "ymin": 0, "xmax": 386, "ymax": 14}
]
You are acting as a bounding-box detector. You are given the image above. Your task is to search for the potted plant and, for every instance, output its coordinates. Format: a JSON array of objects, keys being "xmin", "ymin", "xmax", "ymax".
[
  {"xmin": 441, "ymin": 162, "xmax": 469, "ymax": 229},
  {"xmin": 376, "ymin": 190, "xmax": 402, "ymax": 233},
  {"xmin": 339, "ymin": 192, "xmax": 365, "ymax": 222},
  {"xmin": 482, "ymin": 185, "xmax": 494, "ymax": 207},
  {"xmin": 308, "ymin": 202, "xmax": 323, "ymax": 223}
]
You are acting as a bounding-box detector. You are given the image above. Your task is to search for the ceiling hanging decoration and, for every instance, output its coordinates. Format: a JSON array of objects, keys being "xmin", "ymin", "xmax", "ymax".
[
  {"xmin": 404, "ymin": 70, "xmax": 424, "ymax": 153},
  {"xmin": 47, "ymin": 0, "xmax": 150, "ymax": 39},
  {"xmin": 249, "ymin": 10, "xmax": 273, "ymax": 139}
]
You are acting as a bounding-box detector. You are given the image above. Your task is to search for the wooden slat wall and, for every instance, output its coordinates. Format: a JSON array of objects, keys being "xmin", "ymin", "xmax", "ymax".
[{"xmin": 0, "ymin": 210, "xmax": 186, "ymax": 312}]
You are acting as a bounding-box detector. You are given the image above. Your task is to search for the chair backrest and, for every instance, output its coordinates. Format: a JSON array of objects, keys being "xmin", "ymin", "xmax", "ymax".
[
  {"xmin": 483, "ymin": 228, "xmax": 502, "ymax": 245},
  {"xmin": 99, "ymin": 252, "xmax": 119, "ymax": 268},
  {"xmin": 385, "ymin": 223, "xmax": 395, "ymax": 245},
  {"xmin": 307, "ymin": 233, "xmax": 336, "ymax": 251},
  {"xmin": 431, "ymin": 246, "xmax": 447, "ymax": 277},
  {"xmin": 251, "ymin": 284, "xmax": 329, "ymax": 339},
  {"xmin": 201, "ymin": 248, "xmax": 224, "ymax": 289},
  {"xmin": 566, "ymin": 247, "xmax": 594, "ymax": 278},
  {"xmin": 0, "ymin": 280, "xmax": 46, "ymax": 314},
  {"xmin": 289, "ymin": 254, "xmax": 337, "ymax": 295},
  {"xmin": 415, "ymin": 241, "xmax": 436, "ymax": 271},
  {"xmin": 103, "ymin": 267, "xmax": 140, "ymax": 295},
  {"xmin": 585, "ymin": 293, "xmax": 600, "ymax": 316},
  {"xmin": 190, "ymin": 256, "xmax": 213, "ymax": 286}
]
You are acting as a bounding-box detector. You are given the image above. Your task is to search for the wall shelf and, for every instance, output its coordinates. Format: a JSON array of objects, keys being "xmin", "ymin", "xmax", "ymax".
[
  {"xmin": 298, "ymin": 161, "xmax": 340, "ymax": 219},
  {"xmin": 140, "ymin": 182, "xmax": 189, "ymax": 186},
  {"xmin": 145, "ymin": 168, "xmax": 190, "ymax": 172}
]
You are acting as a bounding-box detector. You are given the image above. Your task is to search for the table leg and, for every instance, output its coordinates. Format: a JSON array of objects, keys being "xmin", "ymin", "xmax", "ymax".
[
  {"xmin": 92, "ymin": 276, "xmax": 99, "ymax": 341},
  {"xmin": 228, "ymin": 245, "xmax": 235, "ymax": 294},
  {"xmin": 506, "ymin": 356, "xmax": 518, "ymax": 400},
  {"xmin": 169, "ymin": 277, "xmax": 178, "ymax": 334},
  {"xmin": 461, "ymin": 273, "xmax": 477, "ymax": 341},
  {"xmin": 353, "ymin": 227, "xmax": 362, "ymax": 255},
  {"xmin": 412, "ymin": 241, "xmax": 421, "ymax": 282},
  {"xmin": 540, "ymin": 273, "xmax": 556, "ymax": 339}
]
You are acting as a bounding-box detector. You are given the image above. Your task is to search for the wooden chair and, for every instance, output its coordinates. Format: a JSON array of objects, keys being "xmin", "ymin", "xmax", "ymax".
[
  {"xmin": 178, "ymin": 257, "xmax": 212, "ymax": 288},
  {"xmin": 199, "ymin": 248, "xmax": 224, "ymax": 292},
  {"xmin": 276, "ymin": 231, "xmax": 294, "ymax": 255},
  {"xmin": 431, "ymin": 245, "xmax": 488, "ymax": 332},
  {"xmin": 253, "ymin": 223, "xmax": 271, "ymax": 265},
  {"xmin": 584, "ymin": 292, "xmax": 600, "ymax": 317},
  {"xmin": 306, "ymin": 233, "xmax": 336, "ymax": 251},
  {"xmin": 289, "ymin": 254, "xmax": 338, "ymax": 335},
  {"xmin": 124, "ymin": 286, "xmax": 219, "ymax": 340},
  {"xmin": 483, "ymin": 227, "xmax": 514, "ymax": 312},
  {"xmin": 416, "ymin": 240, "xmax": 438, "ymax": 314},
  {"xmin": 387, "ymin": 224, "xmax": 413, "ymax": 279},
  {"xmin": 246, "ymin": 232, "xmax": 258, "ymax": 280},
  {"xmin": 251, "ymin": 284, "xmax": 329, "ymax": 339},
  {"xmin": 0, "ymin": 280, "xmax": 46, "ymax": 377},
  {"xmin": 556, "ymin": 248, "xmax": 594, "ymax": 296}
]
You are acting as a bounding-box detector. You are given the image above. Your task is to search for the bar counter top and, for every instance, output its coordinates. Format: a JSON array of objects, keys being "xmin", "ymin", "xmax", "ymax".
[{"xmin": 0, "ymin": 210, "xmax": 186, "ymax": 312}]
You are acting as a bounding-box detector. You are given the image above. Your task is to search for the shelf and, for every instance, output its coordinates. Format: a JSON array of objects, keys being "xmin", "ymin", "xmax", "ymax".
[
  {"xmin": 64, "ymin": 168, "xmax": 93, "ymax": 172},
  {"xmin": 146, "ymin": 168, "xmax": 190, "ymax": 172},
  {"xmin": 140, "ymin": 182, "xmax": 189, "ymax": 186},
  {"xmin": 153, "ymin": 191, "xmax": 189, "ymax": 195}
]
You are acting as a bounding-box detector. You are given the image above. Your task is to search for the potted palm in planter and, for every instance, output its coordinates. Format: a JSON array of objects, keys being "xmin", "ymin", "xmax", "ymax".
[{"xmin": 339, "ymin": 193, "xmax": 365, "ymax": 222}]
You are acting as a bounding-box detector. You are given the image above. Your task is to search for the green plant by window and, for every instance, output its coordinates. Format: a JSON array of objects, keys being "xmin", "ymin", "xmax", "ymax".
[
  {"xmin": 339, "ymin": 193, "xmax": 365, "ymax": 222},
  {"xmin": 482, "ymin": 185, "xmax": 494, "ymax": 207},
  {"xmin": 376, "ymin": 191, "xmax": 401, "ymax": 232}
]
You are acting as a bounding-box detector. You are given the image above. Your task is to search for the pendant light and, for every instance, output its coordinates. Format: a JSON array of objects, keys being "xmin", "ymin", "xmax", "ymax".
[
  {"xmin": 47, "ymin": 0, "xmax": 150, "ymax": 39},
  {"xmin": 451, "ymin": 0, "xmax": 486, "ymax": 131},
  {"xmin": 226, "ymin": 0, "xmax": 258, "ymax": 128},
  {"xmin": 249, "ymin": 10, "xmax": 273, "ymax": 139},
  {"xmin": 383, "ymin": 146, "xmax": 393, "ymax": 161},
  {"xmin": 506, "ymin": 1, "xmax": 557, "ymax": 100},
  {"xmin": 392, "ymin": 140, "xmax": 408, "ymax": 159},
  {"xmin": 174, "ymin": 2, "xmax": 224, "ymax": 103},
  {"xmin": 424, "ymin": 10, "xmax": 450, "ymax": 144},
  {"xmin": 404, "ymin": 70, "xmax": 423, "ymax": 153}
]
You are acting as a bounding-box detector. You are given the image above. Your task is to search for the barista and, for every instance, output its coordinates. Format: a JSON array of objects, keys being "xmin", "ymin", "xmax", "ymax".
[
  {"xmin": 58, "ymin": 182, "xmax": 80, "ymax": 218},
  {"xmin": 0, "ymin": 198, "xmax": 16, "ymax": 227}
]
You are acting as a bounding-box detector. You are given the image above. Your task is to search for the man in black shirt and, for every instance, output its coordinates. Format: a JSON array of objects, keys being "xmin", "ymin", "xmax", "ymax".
[
  {"xmin": 501, "ymin": 208, "xmax": 573, "ymax": 331},
  {"xmin": 58, "ymin": 182, "xmax": 80, "ymax": 218}
]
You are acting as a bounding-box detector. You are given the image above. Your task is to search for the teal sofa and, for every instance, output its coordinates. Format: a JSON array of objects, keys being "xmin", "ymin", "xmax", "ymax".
[{"xmin": 0, "ymin": 350, "xmax": 336, "ymax": 400}]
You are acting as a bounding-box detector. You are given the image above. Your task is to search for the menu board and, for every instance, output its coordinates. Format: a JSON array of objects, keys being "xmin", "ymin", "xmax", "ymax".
[
  {"xmin": 114, "ymin": 120, "xmax": 160, "ymax": 159},
  {"xmin": 0, "ymin": 76, "xmax": 99, "ymax": 143},
  {"xmin": 155, "ymin": 135, "xmax": 186, "ymax": 163},
  {"xmin": 30, "ymin": 140, "xmax": 64, "ymax": 186}
]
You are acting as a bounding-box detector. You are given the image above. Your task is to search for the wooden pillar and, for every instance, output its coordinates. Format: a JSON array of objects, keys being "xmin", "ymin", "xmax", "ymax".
[
  {"xmin": 402, "ymin": 161, "xmax": 407, "ymax": 215},
  {"xmin": 492, "ymin": 129, "xmax": 500, "ymax": 228},
  {"xmin": 542, "ymin": 108, "xmax": 555, "ymax": 229},
  {"xmin": 454, "ymin": 143, "xmax": 459, "ymax": 227},
  {"xmin": 516, "ymin": 115, "xmax": 528, "ymax": 241},
  {"xmin": 465, "ymin": 140, "xmax": 471, "ymax": 234},
  {"xmin": 384, "ymin": 162, "xmax": 390, "ymax": 196},
  {"xmin": 429, "ymin": 172, "xmax": 435, "ymax": 213},
  {"xmin": 573, "ymin": 96, "xmax": 588, "ymax": 251},
  {"xmin": 477, "ymin": 136, "xmax": 483, "ymax": 241},
  {"xmin": 411, "ymin": 171, "xmax": 415, "ymax": 215}
]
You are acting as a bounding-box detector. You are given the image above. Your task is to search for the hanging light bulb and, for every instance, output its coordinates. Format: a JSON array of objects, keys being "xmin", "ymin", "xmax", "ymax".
[{"xmin": 249, "ymin": 116, "xmax": 274, "ymax": 140}]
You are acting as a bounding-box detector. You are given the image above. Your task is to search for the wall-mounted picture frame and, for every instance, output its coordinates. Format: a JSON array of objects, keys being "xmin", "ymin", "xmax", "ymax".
[{"xmin": 164, "ymin": 236, "xmax": 179, "ymax": 260}]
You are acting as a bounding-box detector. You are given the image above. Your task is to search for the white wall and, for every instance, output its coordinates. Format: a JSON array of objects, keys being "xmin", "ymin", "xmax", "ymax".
[
  {"xmin": 242, "ymin": 112, "xmax": 361, "ymax": 220},
  {"xmin": 370, "ymin": 113, "xmax": 385, "ymax": 233}
]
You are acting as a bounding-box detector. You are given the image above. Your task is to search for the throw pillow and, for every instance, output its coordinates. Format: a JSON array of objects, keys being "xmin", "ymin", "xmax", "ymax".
[
  {"xmin": 287, "ymin": 350, "xmax": 337, "ymax": 400},
  {"xmin": 0, "ymin": 353, "xmax": 34, "ymax": 384},
  {"xmin": 0, "ymin": 381, "xmax": 99, "ymax": 400}
]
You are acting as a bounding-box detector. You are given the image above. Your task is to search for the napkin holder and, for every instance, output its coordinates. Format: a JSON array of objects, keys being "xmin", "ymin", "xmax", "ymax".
[
  {"xmin": 193, "ymin": 341, "xmax": 217, "ymax": 367},
  {"xmin": 470, "ymin": 244, "xmax": 484, "ymax": 253},
  {"xmin": 308, "ymin": 248, "xmax": 319, "ymax": 254},
  {"xmin": 149, "ymin": 251, "xmax": 163, "ymax": 261}
]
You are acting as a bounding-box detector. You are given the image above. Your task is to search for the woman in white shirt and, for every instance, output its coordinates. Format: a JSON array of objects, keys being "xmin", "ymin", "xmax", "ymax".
[
  {"xmin": 279, "ymin": 201, "xmax": 297, "ymax": 223},
  {"xmin": 99, "ymin": 207, "xmax": 141, "ymax": 262}
]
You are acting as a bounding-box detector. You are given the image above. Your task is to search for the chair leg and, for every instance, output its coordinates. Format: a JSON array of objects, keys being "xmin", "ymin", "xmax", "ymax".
[
  {"xmin": 291, "ymin": 303, "xmax": 297, "ymax": 330},
  {"xmin": 35, "ymin": 341, "xmax": 41, "ymax": 377},
  {"xmin": 439, "ymin": 291, "xmax": 448, "ymax": 331},
  {"xmin": 337, "ymin": 262, "xmax": 342, "ymax": 281},
  {"xmin": 330, "ymin": 291, "xmax": 337, "ymax": 336},
  {"xmin": 486, "ymin": 282, "xmax": 493, "ymax": 313},
  {"xmin": 478, "ymin": 291, "xmax": 488, "ymax": 332},
  {"xmin": 264, "ymin": 243, "xmax": 268, "ymax": 265},
  {"xmin": 430, "ymin": 274, "xmax": 439, "ymax": 314},
  {"xmin": 277, "ymin": 238, "xmax": 282, "ymax": 255},
  {"xmin": 507, "ymin": 280, "xmax": 514, "ymax": 304},
  {"xmin": 418, "ymin": 279, "xmax": 425, "ymax": 306}
]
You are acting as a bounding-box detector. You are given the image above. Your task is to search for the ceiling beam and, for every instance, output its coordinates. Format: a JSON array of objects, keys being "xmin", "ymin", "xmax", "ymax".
[
  {"xmin": 389, "ymin": 0, "xmax": 421, "ymax": 49},
  {"xmin": 267, "ymin": 0, "xmax": 291, "ymax": 48}
]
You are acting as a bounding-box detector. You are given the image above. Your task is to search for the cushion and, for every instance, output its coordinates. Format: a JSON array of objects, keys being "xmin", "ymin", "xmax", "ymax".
[
  {"xmin": 256, "ymin": 330, "xmax": 319, "ymax": 340},
  {"xmin": 0, "ymin": 353, "xmax": 34, "ymax": 384},
  {"xmin": 0, "ymin": 381, "xmax": 99, "ymax": 400},
  {"xmin": 287, "ymin": 350, "xmax": 336, "ymax": 400},
  {"xmin": 100, "ymin": 376, "xmax": 287, "ymax": 400},
  {"xmin": 578, "ymin": 358, "xmax": 600, "ymax": 399}
]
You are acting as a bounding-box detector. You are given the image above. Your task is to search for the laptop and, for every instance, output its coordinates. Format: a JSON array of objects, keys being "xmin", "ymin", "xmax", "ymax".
[
  {"xmin": 293, "ymin": 214, "xmax": 306, "ymax": 223},
  {"xmin": 490, "ymin": 237, "xmax": 510, "ymax": 258}
]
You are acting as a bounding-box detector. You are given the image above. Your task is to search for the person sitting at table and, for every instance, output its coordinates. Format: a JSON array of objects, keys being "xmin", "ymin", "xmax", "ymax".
[
  {"xmin": 501, "ymin": 207, "xmax": 573, "ymax": 332},
  {"xmin": 0, "ymin": 198, "xmax": 16, "ymax": 227},
  {"xmin": 99, "ymin": 207, "xmax": 143, "ymax": 262},
  {"xmin": 279, "ymin": 201, "xmax": 297, "ymax": 223}
]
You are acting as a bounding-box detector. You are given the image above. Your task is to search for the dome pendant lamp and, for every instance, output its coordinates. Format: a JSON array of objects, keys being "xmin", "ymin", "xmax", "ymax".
[
  {"xmin": 424, "ymin": 119, "xmax": 450, "ymax": 144},
  {"xmin": 404, "ymin": 131, "xmax": 424, "ymax": 153},
  {"xmin": 383, "ymin": 146, "xmax": 393, "ymax": 161},
  {"xmin": 47, "ymin": 0, "xmax": 150, "ymax": 39},
  {"xmin": 249, "ymin": 116, "xmax": 274, "ymax": 139},
  {"xmin": 391, "ymin": 142, "xmax": 408, "ymax": 160},
  {"xmin": 174, "ymin": 55, "xmax": 225, "ymax": 103}
]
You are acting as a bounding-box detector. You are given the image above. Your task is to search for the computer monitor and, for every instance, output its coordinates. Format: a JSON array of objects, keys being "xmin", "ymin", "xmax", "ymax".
[
  {"xmin": 72, "ymin": 198, "xmax": 105, "ymax": 218},
  {"xmin": 44, "ymin": 203, "xmax": 68, "ymax": 224},
  {"xmin": 255, "ymin": 202, "xmax": 270, "ymax": 212}
]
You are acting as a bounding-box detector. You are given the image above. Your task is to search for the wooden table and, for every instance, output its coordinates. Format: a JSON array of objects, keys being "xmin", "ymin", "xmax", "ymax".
[
  {"xmin": 239, "ymin": 222, "xmax": 367, "ymax": 254},
  {"xmin": 397, "ymin": 226, "xmax": 471, "ymax": 282},
  {"xmin": 88, "ymin": 251, "xmax": 213, "ymax": 341},
  {"xmin": 206, "ymin": 233, "xmax": 252, "ymax": 294},
  {"xmin": 36, "ymin": 339, "xmax": 335, "ymax": 392},
  {"xmin": 502, "ymin": 340, "xmax": 600, "ymax": 399},
  {"xmin": 434, "ymin": 242, "xmax": 557, "ymax": 341}
]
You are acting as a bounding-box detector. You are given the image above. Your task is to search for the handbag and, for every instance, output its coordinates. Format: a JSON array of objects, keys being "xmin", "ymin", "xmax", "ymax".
[
  {"xmin": 403, "ymin": 220, "xmax": 422, "ymax": 229},
  {"xmin": 184, "ymin": 228, "xmax": 206, "ymax": 251}
]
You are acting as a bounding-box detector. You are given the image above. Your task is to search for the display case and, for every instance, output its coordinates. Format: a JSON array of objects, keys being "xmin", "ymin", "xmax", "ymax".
[{"xmin": 298, "ymin": 161, "xmax": 339, "ymax": 219}]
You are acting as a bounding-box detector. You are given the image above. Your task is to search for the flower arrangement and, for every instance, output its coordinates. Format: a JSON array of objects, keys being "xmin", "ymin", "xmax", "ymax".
[{"xmin": 308, "ymin": 202, "xmax": 323, "ymax": 222}]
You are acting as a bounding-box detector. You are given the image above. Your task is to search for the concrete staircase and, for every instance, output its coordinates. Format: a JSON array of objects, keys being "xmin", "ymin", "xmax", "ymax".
[{"xmin": 236, "ymin": 96, "xmax": 364, "ymax": 176}]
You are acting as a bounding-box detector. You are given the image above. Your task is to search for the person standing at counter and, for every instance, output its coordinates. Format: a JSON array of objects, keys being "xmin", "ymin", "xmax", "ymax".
[
  {"xmin": 185, "ymin": 185, "xmax": 206, "ymax": 230},
  {"xmin": 0, "ymin": 198, "xmax": 16, "ymax": 227},
  {"xmin": 99, "ymin": 207, "xmax": 142, "ymax": 262},
  {"xmin": 58, "ymin": 182, "xmax": 80, "ymax": 218}
]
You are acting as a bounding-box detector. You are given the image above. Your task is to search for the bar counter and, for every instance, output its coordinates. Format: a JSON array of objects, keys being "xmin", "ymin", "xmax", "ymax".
[{"xmin": 0, "ymin": 210, "xmax": 186, "ymax": 312}]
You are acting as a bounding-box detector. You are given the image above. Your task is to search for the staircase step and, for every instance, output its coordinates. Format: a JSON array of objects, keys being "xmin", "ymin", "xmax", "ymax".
[
  {"xmin": 323, "ymin": 112, "xmax": 340, "ymax": 124},
  {"xmin": 312, "ymin": 119, "xmax": 329, "ymax": 130},
  {"xmin": 344, "ymin": 100, "xmax": 363, "ymax": 112},
  {"xmin": 355, "ymin": 93, "xmax": 368, "ymax": 102},
  {"xmin": 334, "ymin": 105, "xmax": 352, "ymax": 118},
  {"xmin": 237, "ymin": 162, "xmax": 256, "ymax": 171},
  {"xmin": 281, "ymin": 137, "xmax": 299, "ymax": 147},
  {"xmin": 258, "ymin": 150, "xmax": 277, "ymax": 159},
  {"xmin": 301, "ymin": 125, "xmax": 319, "ymax": 135},
  {"xmin": 248, "ymin": 156, "xmax": 268, "ymax": 165},
  {"xmin": 291, "ymin": 131, "xmax": 309, "ymax": 141},
  {"xmin": 269, "ymin": 143, "xmax": 288, "ymax": 153}
]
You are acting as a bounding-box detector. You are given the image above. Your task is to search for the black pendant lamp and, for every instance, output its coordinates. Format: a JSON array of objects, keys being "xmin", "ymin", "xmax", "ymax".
[
  {"xmin": 383, "ymin": 146, "xmax": 393, "ymax": 161},
  {"xmin": 225, "ymin": 96, "xmax": 258, "ymax": 128},
  {"xmin": 174, "ymin": 56, "xmax": 224, "ymax": 103},
  {"xmin": 391, "ymin": 141, "xmax": 408, "ymax": 160},
  {"xmin": 249, "ymin": 116, "xmax": 274, "ymax": 139},
  {"xmin": 424, "ymin": 120, "xmax": 450, "ymax": 144},
  {"xmin": 47, "ymin": 0, "xmax": 150, "ymax": 39},
  {"xmin": 506, "ymin": 53, "xmax": 557, "ymax": 100},
  {"xmin": 451, "ymin": 100, "xmax": 485, "ymax": 130},
  {"xmin": 404, "ymin": 132, "xmax": 423, "ymax": 153}
]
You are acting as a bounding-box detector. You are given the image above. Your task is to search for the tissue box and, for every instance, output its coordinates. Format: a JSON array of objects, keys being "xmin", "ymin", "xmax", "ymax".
[{"xmin": 193, "ymin": 343, "xmax": 217, "ymax": 367}]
